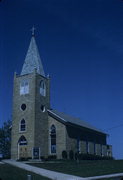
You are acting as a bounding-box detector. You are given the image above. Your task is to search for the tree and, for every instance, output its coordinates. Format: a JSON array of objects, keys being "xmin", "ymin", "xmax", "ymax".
[{"xmin": 0, "ymin": 119, "xmax": 11, "ymax": 159}]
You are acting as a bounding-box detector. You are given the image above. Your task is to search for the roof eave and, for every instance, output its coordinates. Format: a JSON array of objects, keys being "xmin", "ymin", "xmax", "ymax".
[{"xmin": 67, "ymin": 122, "xmax": 107, "ymax": 136}]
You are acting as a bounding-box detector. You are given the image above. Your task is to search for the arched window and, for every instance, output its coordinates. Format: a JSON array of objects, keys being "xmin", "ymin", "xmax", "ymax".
[
  {"xmin": 25, "ymin": 81, "xmax": 29, "ymax": 94},
  {"xmin": 40, "ymin": 80, "xmax": 46, "ymax": 96},
  {"xmin": 20, "ymin": 119, "xmax": 26, "ymax": 132},
  {"xmin": 50, "ymin": 125, "xmax": 56, "ymax": 153},
  {"xmin": 20, "ymin": 80, "xmax": 29, "ymax": 95},
  {"xmin": 18, "ymin": 136, "xmax": 27, "ymax": 145}
]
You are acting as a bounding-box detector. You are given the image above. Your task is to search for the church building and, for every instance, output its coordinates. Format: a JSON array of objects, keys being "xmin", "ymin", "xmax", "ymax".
[{"xmin": 11, "ymin": 31, "xmax": 112, "ymax": 160}]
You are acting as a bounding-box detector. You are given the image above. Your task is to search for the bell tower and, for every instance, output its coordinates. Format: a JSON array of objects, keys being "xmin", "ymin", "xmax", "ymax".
[{"xmin": 11, "ymin": 30, "xmax": 50, "ymax": 160}]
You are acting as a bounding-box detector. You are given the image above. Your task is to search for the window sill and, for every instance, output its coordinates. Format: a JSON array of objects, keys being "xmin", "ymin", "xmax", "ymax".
[{"xmin": 19, "ymin": 131, "xmax": 27, "ymax": 133}]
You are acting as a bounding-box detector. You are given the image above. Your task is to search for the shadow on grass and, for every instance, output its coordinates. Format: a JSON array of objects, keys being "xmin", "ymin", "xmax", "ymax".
[{"xmin": 0, "ymin": 164, "xmax": 50, "ymax": 180}]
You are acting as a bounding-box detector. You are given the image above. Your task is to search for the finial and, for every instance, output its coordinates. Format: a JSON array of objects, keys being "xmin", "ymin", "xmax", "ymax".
[{"xmin": 31, "ymin": 26, "xmax": 36, "ymax": 36}]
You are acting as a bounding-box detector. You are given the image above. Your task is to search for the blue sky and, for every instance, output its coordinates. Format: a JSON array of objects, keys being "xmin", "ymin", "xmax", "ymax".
[{"xmin": 1, "ymin": 0, "xmax": 123, "ymax": 159}]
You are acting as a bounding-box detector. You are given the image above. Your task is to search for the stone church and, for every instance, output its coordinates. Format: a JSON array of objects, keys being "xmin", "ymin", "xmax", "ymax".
[{"xmin": 11, "ymin": 32, "xmax": 112, "ymax": 160}]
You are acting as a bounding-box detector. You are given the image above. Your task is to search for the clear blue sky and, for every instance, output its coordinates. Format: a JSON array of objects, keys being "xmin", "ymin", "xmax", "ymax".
[{"xmin": 1, "ymin": 0, "xmax": 123, "ymax": 159}]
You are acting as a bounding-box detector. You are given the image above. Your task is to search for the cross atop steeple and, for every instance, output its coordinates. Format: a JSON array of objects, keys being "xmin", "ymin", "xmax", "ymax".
[{"xmin": 31, "ymin": 26, "xmax": 36, "ymax": 36}]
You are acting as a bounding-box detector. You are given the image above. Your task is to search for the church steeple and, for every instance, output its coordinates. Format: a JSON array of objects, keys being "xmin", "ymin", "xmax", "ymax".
[{"xmin": 21, "ymin": 30, "xmax": 45, "ymax": 76}]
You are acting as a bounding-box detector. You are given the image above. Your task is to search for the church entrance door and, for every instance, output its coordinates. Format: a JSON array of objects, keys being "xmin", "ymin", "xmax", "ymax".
[
  {"xmin": 18, "ymin": 145, "xmax": 28, "ymax": 159},
  {"xmin": 18, "ymin": 135, "xmax": 28, "ymax": 160}
]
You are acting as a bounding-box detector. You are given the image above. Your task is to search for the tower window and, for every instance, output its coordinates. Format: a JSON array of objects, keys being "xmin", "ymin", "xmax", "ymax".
[
  {"xmin": 41, "ymin": 105, "xmax": 45, "ymax": 112},
  {"xmin": 21, "ymin": 104, "xmax": 26, "ymax": 111},
  {"xmin": 20, "ymin": 119, "xmax": 26, "ymax": 132},
  {"xmin": 50, "ymin": 125, "xmax": 56, "ymax": 154},
  {"xmin": 20, "ymin": 80, "xmax": 29, "ymax": 95},
  {"xmin": 40, "ymin": 80, "xmax": 46, "ymax": 96}
]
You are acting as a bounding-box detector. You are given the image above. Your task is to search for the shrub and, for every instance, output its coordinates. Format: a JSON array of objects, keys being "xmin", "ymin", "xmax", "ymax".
[
  {"xmin": 17, "ymin": 157, "xmax": 32, "ymax": 161},
  {"xmin": 40, "ymin": 156, "xmax": 45, "ymax": 161},
  {"xmin": 62, "ymin": 150, "xmax": 67, "ymax": 159},
  {"xmin": 69, "ymin": 150, "xmax": 74, "ymax": 160},
  {"xmin": 76, "ymin": 153, "xmax": 114, "ymax": 160},
  {"xmin": 48, "ymin": 155, "xmax": 57, "ymax": 160},
  {"xmin": 74, "ymin": 152, "xmax": 79, "ymax": 160}
]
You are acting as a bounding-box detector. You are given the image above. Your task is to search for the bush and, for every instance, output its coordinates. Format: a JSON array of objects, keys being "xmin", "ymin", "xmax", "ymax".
[
  {"xmin": 69, "ymin": 150, "xmax": 74, "ymax": 160},
  {"xmin": 40, "ymin": 156, "xmax": 45, "ymax": 161},
  {"xmin": 17, "ymin": 157, "xmax": 32, "ymax": 161},
  {"xmin": 76, "ymin": 153, "xmax": 114, "ymax": 160},
  {"xmin": 17, "ymin": 157, "xmax": 27, "ymax": 161},
  {"xmin": 62, "ymin": 151, "xmax": 67, "ymax": 159},
  {"xmin": 75, "ymin": 152, "xmax": 79, "ymax": 160},
  {"xmin": 47, "ymin": 155, "xmax": 57, "ymax": 160}
]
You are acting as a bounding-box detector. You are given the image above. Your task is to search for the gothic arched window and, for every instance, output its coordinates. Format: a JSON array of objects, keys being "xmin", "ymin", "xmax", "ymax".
[
  {"xmin": 18, "ymin": 136, "xmax": 27, "ymax": 145},
  {"xmin": 20, "ymin": 119, "xmax": 26, "ymax": 132},
  {"xmin": 40, "ymin": 80, "xmax": 46, "ymax": 96},
  {"xmin": 50, "ymin": 125, "xmax": 56, "ymax": 153},
  {"xmin": 20, "ymin": 80, "xmax": 29, "ymax": 95}
]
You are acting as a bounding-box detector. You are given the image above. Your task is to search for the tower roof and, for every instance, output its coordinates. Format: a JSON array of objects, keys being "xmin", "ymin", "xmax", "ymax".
[{"xmin": 21, "ymin": 35, "xmax": 45, "ymax": 76}]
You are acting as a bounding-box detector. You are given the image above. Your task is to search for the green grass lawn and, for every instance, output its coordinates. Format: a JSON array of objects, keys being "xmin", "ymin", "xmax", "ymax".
[
  {"xmin": 29, "ymin": 160, "xmax": 123, "ymax": 178},
  {"xmin": 0, "ymin": 163, "xmax": 50, "ymax": 180}
]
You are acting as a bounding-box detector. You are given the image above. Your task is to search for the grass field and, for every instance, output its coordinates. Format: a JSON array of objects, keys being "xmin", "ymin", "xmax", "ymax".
[
  {"xmin": 1, "ymin": 160, "xmax": 123, "ymax": 180},
  {"xmin": 0, "ymin": 163, "xmax": 50, "ymax": 180},
  {"xmin": 29, "ymin": 160, "xmax": 123, "ymax": 178}
]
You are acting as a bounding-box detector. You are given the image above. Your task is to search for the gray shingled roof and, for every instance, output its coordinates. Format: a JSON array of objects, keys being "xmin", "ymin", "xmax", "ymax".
[
  {"xmin": 48, "ymin": 109, "xmax": 106, "ymax": 134},
  {"xmin": 21, "ymin": 36, "xmax": 45, "ymax": 76}
]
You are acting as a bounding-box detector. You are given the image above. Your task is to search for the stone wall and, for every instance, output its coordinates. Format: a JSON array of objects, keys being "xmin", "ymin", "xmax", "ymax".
[
  {"xmin": 34, "ymin": 73, "xmax": 50, "ymax": 157},
  {"xmin": 11, "ymin": 71, "xmax": 50, "ymax": 159},
  {"xmin": 11, "ymin": 73, "xmax": 36, "ymax": 159}
]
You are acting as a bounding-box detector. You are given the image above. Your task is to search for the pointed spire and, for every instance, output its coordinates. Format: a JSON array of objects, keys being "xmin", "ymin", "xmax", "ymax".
[{"xmin": 21, "ymin": 29, "xmax": 45, "ymax": 76}]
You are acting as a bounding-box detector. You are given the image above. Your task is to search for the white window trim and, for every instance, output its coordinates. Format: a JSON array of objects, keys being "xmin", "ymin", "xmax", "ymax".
[
  {"xmin": 20, "ymin": 80, "xmax": 29, "ymax": 95},
  {"xmin": 40, "ymin": 81, "xmax": 46, "ymax": 97},
  {"xmin": 32, "ymin": 147, "xmax": 41, "ymax": 160}
]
